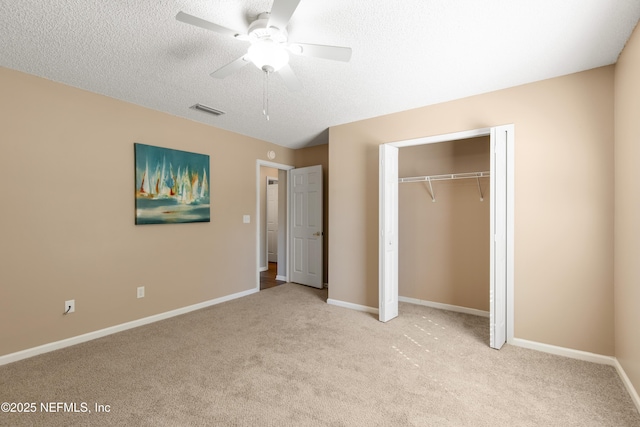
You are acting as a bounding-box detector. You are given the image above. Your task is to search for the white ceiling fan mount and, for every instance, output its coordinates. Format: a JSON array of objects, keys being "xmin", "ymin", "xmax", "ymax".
[{"xmin": 240, "ymin": 12, "xmax": 288, "ymax": 44}]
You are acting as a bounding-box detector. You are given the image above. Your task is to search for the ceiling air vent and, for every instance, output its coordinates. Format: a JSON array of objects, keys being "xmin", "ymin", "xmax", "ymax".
[{"xmin": 190, "ymin": 103, "xmax": 225, "ymax": 116}]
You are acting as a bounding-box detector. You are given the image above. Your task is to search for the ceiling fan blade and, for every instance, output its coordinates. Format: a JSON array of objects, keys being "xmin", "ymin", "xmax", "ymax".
[
  {"xmin": 267, "ymin": 0, "xmax": 302, "ymax": 31},
  {"xmin": 289, "ymin": 43, "xmax": 352, "ymax": 62},
  {"xmin": 210, "ymin": 56, "xmax": 250, "ymax": 79},
  {"xmin": 277, "ymin": 64, "xmax": 302, "ymax": 92},
  {"xmin": 176, "ymin": 11, "xmax": 241, "ymax": 38}
]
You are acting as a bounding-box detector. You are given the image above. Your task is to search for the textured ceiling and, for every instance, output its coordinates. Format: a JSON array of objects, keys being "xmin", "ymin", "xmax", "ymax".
[{"xmin": 1, "ymin": 0, "xmax": 639, "ymax": 149}]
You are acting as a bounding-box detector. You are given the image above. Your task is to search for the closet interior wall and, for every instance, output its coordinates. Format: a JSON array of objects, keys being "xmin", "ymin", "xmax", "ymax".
[{"xmin": 398, "ymin": 136, "xmax": 490, "ymax": 311}]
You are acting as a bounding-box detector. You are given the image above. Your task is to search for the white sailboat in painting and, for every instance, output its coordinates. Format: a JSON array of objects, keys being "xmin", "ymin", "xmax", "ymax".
[
  {"xmin": 157, "ymin": 156, "xmax": 168, "ymax": 197},
  {"xmin": 191, "ymin": 171, "xmax": 199, "ymax": 204},
  {"xmin": 200, "ymin": 169, "xmax": 207, "ymax": 199},
  {"xmin": 169, "ymin": 163, "xmax": 176, "ymax": 196},
  {"xmin": 179, "ymin": 166, "xmax": 191, "ymax": 204},
  {"xmin": 138, "ymin": 161, "xmax": 152, "ymax": 197}
]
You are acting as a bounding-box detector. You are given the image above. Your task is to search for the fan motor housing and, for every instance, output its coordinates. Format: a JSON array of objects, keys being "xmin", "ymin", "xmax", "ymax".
[{"xmin": 248, "ymin": 12, "xmax": 288, "ymax": 43}]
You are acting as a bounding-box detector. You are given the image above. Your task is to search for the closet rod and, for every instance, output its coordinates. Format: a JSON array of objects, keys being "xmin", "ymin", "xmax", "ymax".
[{"xmin": 398, "ymin": 171, "xmax": 490, "ymax": 183}]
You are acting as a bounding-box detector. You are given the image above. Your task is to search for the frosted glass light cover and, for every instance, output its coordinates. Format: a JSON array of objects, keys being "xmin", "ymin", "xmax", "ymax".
[{"xmin": 248, "ymin": 40, "xmax": 289, "ymax": 72}]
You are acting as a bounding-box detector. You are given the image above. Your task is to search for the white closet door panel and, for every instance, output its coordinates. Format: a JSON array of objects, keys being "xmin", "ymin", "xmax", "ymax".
[
  {"xmin": 379, "ymin": 144, "xmax": 399, "ymax": 322},
  {"xmin": 490, "ymin": 125, "xmax": 510, "ymax": 349}
]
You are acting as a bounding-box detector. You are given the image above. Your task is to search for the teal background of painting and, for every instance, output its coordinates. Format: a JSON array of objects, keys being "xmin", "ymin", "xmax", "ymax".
[{"xmin": 134, "ymin": 143, "xmax": 210, "ymax": 224}]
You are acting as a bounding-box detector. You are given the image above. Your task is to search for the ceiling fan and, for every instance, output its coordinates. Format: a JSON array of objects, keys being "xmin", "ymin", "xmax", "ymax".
[{"xmin": 175, "ymin": 0, "xmax": 352, "ymax": 94}]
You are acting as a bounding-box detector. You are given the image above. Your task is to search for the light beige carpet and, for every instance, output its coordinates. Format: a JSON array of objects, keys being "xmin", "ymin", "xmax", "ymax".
[{"xmin": 1, "ymin": 283, "xmax": 638, "ymax": 426}]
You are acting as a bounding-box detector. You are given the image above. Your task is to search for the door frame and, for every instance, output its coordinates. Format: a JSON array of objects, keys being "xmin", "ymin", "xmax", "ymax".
[
  {"xmin": 256, "ymin": 160, "xmax": 295, "ymax": 290},
  {"xmin": 379, "ymin": 126, "xmax": 515, "ymax": 345}
]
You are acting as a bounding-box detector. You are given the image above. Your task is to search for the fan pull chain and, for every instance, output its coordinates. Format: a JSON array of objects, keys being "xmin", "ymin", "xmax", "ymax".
[{"xmin": 262, "ymin": 70, "xmax": 270, "ymax": 121}]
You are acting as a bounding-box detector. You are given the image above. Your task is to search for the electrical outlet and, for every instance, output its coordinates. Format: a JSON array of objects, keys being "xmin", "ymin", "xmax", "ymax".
[
  {"xmin": 137, "ymin": 286, "xmax": 145, "ymax": 299},
  {"xmin": 64, "ymin": 299, "xmax": 75, "ymax": 314}
]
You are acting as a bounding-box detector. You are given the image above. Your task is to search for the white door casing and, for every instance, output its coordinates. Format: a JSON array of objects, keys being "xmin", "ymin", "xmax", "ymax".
[
  {"xmin": 290, "ymin": 165, "xmax": 323, "ymax": 288},
  {"xmin": 379, "ymin": 144, "xmax": 399, "ymax": 322}
]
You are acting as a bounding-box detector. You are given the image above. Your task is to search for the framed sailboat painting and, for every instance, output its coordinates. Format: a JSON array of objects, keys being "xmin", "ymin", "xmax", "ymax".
[{"xmin": 134, "ymin": 143, "xmax": 210, "ymax": 225}]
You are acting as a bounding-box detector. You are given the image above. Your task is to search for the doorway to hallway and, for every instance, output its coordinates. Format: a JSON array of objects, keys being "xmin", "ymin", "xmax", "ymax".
[{"xmin": 260, "ymin": 262, "xmax": 285, "ymax": 290}]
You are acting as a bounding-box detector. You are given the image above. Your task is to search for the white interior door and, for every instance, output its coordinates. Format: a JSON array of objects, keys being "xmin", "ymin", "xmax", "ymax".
[
  {"xmin": 266, "ymin": 179, "xmax": 278, "ymax": 263},
  {"xmin": 379, "ymin": 144, "xmax": 399, "ymax": 322},
  {"xmin": 291, "ymin": 165, "xmax": 323, "ymax": 288}
]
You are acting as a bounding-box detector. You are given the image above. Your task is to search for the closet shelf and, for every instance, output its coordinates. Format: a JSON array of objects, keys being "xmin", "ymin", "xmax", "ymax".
[
  {"xmin": 399, "ymin": 171, "xmax": 490, "ymax": 202},
  {"xmin": 398, "ymin": 171, "xmax": 490, "ymax": 183}
]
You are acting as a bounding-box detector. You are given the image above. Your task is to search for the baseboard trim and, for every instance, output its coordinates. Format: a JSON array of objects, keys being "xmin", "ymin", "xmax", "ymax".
[
  {"xmin": 325, "ymin": 297, "xmax": 488, "ymax": 318},
  {"xmin": 327, "ymin": 298, "xmax": 378, "ymax": 314},
  {"xmin": 510, "ymin": 338, "xmax": 639, "ymax": 414},
  {"xmin": 259, "ymin": 266, "xmax": 268, "ymax": 272},
  {"xmin": 510, "ymin": 338, "xmax": 615, "ymax": 366},
  {"xmin": 399, "ymin": 296, "xmax": 490, "ymax": 318},
  {"xmin": 275, "ymin": 275, "xmax": 287, "ymax": 281},
  {"xmin": 0, "ymin": 288, "xmax": 259, "ymax": 366},
  {"xmin": 614, "ymin": 358, "xmax": 640, "ymax": 414}
]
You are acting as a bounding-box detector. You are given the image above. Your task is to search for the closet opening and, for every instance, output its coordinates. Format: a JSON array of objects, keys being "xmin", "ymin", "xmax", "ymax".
[
  {"xmin": 398, "ymin": 136, "xmax": 491, "ymax": 319},
  {"xmin": 379, "ymin": 125, "xmax": 514, "ymax": 349}
]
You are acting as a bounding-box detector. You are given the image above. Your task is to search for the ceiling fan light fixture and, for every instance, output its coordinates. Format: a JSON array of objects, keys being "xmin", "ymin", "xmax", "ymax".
[{"xmin": 247, "ymin": 39, "xmax": 289, "ymax": 72}]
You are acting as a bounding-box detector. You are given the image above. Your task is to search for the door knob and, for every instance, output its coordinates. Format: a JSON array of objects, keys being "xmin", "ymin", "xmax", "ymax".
[{"xmin": 313, "ymin": 231, "xmax": 322, "ymax": 237}]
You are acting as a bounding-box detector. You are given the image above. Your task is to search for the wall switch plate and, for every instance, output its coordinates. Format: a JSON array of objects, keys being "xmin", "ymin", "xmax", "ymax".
[
  {"xmin": 64, "ymin": 299, "xmax": 75, "ymax": 314},
  {"xmin": 243, "ymin": 215, "xmax": 250, "ymax": 224},
  {"xmin": 137, "ymin": 286, "xmax": 145, "ymax": 299}
]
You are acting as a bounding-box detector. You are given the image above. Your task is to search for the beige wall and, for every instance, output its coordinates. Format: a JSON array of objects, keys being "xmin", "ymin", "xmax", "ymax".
[
  {"xmin": 398, "ymin": 137, "xmax": 490, "ymax": 311},
  {"xmin": 615, "ymin": 22, "xmax": 640, "ymax": 399},
  {"xmin": 295, "ymin": 144, "xmax": 329, "ymax": 284},
  {"xmin": 329, "ymin": 66, "xmax": 615, "ymax": 355},
  {"xmin": 0, "ymin": 67, "xmax": 295, "ymax": 357}
]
